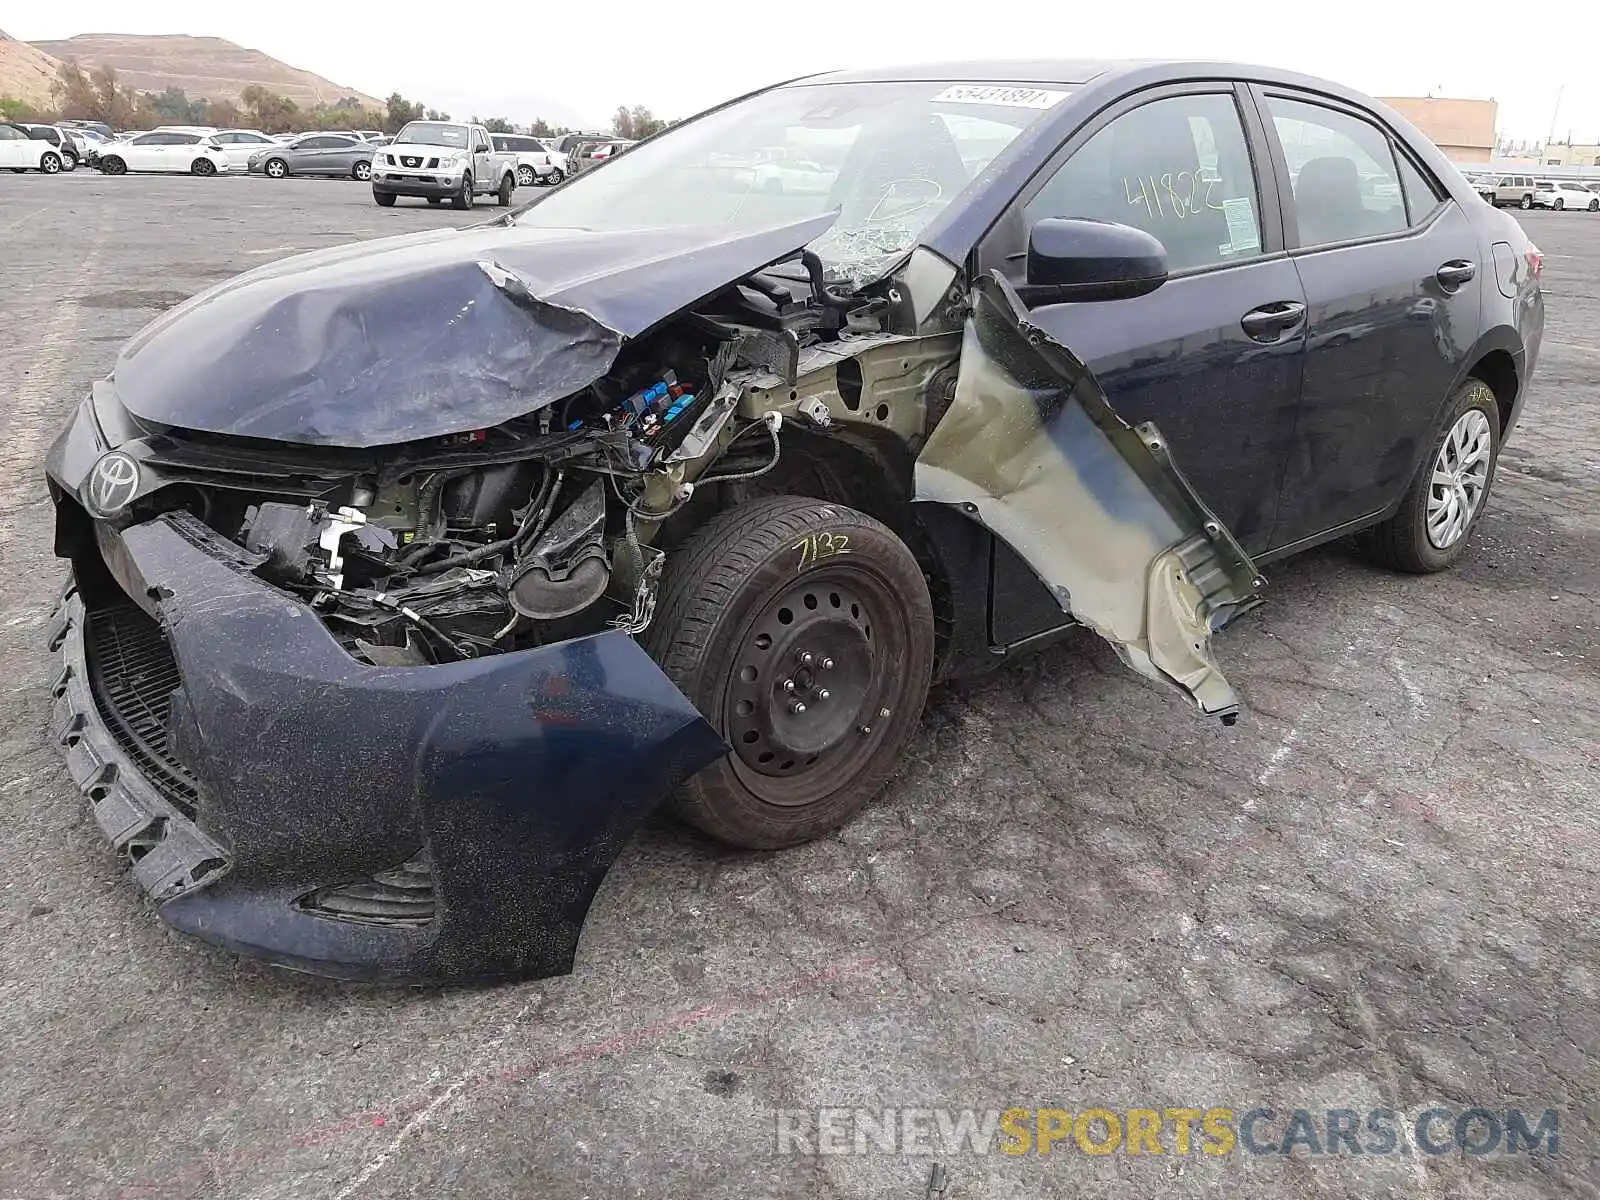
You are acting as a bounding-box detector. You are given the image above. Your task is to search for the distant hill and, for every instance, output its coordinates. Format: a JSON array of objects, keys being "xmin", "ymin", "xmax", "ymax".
[
  {"xmin": 0, "ymin": 29, "xmax": 63, "ymax": 105},
  {"xmin": 26, "ymin": 33, "xmax": 380, "ymax": 109}
]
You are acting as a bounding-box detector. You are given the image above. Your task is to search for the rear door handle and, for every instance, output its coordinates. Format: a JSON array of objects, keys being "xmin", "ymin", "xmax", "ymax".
[
  {"xmin": 1240, "ymin": 300, "xmax": 1307, "ymax": 342},
  {"xmin": 1436, "ymin": 260, "xmax": 1477, "ymax": 289}
]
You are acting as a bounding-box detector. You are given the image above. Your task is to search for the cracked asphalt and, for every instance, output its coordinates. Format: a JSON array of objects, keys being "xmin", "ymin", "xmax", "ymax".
[{"xmin": 0, "ymin": 173, "xmax": 1595, "ymax": 1200}]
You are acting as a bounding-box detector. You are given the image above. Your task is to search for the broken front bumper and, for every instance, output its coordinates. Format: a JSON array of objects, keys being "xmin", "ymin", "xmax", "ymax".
[{"xmin": 48, "ymin": 511, "xmax": 724, "ymax": 984}]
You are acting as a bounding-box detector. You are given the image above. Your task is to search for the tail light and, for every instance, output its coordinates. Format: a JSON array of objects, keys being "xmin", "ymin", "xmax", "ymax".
[{"xmin": 1526, "ymin": 244, "xmax": 1544, "ymax": 279}]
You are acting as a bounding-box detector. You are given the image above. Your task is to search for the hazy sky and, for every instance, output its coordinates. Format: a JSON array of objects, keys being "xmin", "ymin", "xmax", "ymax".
[{"xmin": 11, "ymin": 1, "xmax": 1588, "ymax": 141}]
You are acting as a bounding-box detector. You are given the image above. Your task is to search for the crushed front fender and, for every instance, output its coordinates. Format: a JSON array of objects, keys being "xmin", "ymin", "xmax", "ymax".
[
  {"xmin": 915, "ymin": 272, "xmax": 1266, "ymax": 720},
  {"xmin": 49, "ymin": 512, "xmax": 726, "ymax": 984}
]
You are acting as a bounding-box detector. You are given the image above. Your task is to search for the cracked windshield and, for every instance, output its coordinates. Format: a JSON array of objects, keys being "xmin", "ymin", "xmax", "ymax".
[{"xmin": 515, "ymin": 81, "xmax": 1070, "ymax": 282}]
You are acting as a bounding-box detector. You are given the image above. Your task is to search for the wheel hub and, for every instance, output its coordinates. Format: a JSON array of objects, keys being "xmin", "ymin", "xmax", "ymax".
[
  {"xmin": 726, "ymin": 580, "xmax": 879, "ymax": 779},
  {"xmin": 1426, "ymin": 408, "xmax": 1491, "ymax": 549}
]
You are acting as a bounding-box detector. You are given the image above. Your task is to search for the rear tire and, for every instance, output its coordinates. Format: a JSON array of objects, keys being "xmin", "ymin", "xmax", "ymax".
[
  {"xmin": 1361, "ymin": 379, "xmax": 1500, "ymax": 574},
  {"xmin": 453, "ymin": 173, "xmax": 473, "ymax": 209},
  {"xmin": 61, "ymin": 151, "xmax": 77, "ymax": 171},
  {"xmin": 352, "ymin": 160, "xmax": 372, "ymax": 181},
  {"xmin": 642, "ymin": 496, "xmax": 935, "ymax": 849},
  {"xmin": 497, "ymin": 174, "xmax": 513, "ymax": 206},
  {"xmin": 516, "ymin": 164, "xmax": 536, "ymax": 187},
  {"xmin": 1520, "ymin": 194, "xmax": 1533, "ymax": 209},
  {"xmin": 39, "ymin": 152, "xmax": 61, "ymax": 174},
  {"xmin": 373, "ymin": 189, "xmax": 396, "ymax": 207},
  {"xmin": 1589, "ymin": 199, "xmax": 1598, "ymax": 212},
  {"xmin": 190, "ymin": 158, "xmax": 216, "ymax": 176}
]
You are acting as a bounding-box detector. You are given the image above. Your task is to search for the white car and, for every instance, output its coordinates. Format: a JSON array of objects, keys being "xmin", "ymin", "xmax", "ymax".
[
  {"xmin": 1532, "ymin": 180, "xmax": 1599, "ymax": 211},
  {"xmin": 0, "ymin": 122, "xmax": 66, "ymax": 172},
  {"xmin": 489, "ymin": 133, "xmax": 567, "ymax": 186},
  {"xmin": 95, "ymin": 131, "xmax": 231, "ymax": 176},
  {"xmin": 746, "ymin": 147, "xmax": 836, "ymax": 196},
  {"xmin": 208, "ymin": 129, "xmax": 280, "ymax": 171}
]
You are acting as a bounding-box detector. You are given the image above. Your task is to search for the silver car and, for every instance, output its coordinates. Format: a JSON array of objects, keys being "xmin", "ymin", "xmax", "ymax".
[{"xmin": 248, "ymin": 133, "xmax": 375, "ymax": 181}]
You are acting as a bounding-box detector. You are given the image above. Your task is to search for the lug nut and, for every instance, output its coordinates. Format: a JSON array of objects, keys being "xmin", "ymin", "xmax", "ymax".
[
  {"xmin": 797, "ymin": 651, "xmax": 814, "ymax": 665},
  {"xmin": 816, "ymin": 689, "xmax": 830, "ymax": 701},
  {"xmin": 791, "ymin": 701, "xmax": 808, "ymax": 715},
  {"xmin": 782, "ymin": 679, "xmax": 796, "ymax": 693},
  {"xmin": 859, "ymin": 724, "xmax": 872, "ymax": 735},
  {"xmin": 820, "ymin": 657, "xmax": 834, "ymax": 670}
]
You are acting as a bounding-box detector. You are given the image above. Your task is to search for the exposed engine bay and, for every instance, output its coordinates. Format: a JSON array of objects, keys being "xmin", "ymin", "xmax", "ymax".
[{"xmin": 170, "ymin": 252, "xmax": 955, "ymax": 668}]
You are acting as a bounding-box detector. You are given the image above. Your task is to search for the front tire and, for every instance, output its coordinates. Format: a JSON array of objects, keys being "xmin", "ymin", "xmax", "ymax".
[
  {"xmin": 373, "ymin": 189, "xmax": 396, "ymax": 207},
  {"xmin": 99, "ymin": 156, "xmax": 126, "ymax": 175},
  {"xmin": 1554, "ymin": 197, "xmax": 1565, "ymax": 211},
  {"xmin": 1362, "ymin": 379, "xmax": 1500, "ymax": 573},
  {"xmin": 1589, "ymin": 199, "xmax": 1598, "ymax": 212},
  {"xmin": 453, "ymin": 173, "xmax": 473, "ymax": 209},
  {"xmin": 264, "ymin": 158, "xmax": 288, "ymax": 179},
  {"xmin": 642, "ymin": 496, "xmax": 935, "ymax": 849}
]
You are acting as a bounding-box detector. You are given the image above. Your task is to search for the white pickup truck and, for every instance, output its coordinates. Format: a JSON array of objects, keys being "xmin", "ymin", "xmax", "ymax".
[{"xmin": 371, "ymin": 120, "xmax": 518, "ymax": 209}]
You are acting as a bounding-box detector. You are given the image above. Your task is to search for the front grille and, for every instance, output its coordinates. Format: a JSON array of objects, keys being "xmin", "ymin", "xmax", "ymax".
[
  {"xmin": 401, "ymin": 155, "xmax": 421, "ymax": 168},
  {"xmin": 82, "ymin": 602, "xmax": 199, "ymax": 818}
]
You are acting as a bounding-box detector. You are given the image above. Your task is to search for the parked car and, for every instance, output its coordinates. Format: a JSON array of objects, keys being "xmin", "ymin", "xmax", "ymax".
[
  {"xmin": 1477, "ymin": 173, "xmax": 1538, "ymax": 208},
  {"xmin": 95, "ymin": 131, "xmax": 230, "ymax": 175},
  {"xmin": 248, "ymin": 133, "xmax": 375, "ymax": 180},
  {"xmin": 16, "ymin": 123, "xmax": 78, "ymax": 170},
  {"xmin": 65, "ymin": 126, "xmax": 111, "ymax": 165},
  {"xmin": 740, "ymin": 146, "xmax": 836, "ymax": 195},
  {"xmin": 1532, "ymin": 180, "xmax": 1599, "ymax": 211},
  {"xmin": 370, "ymin": 119, "xmax": 517, "ymax": 207},
  {"xmin": 0, "ymin": 122, "xmax": 66, "ymax": 172},
  {"xmin": 490, "ymin": 132, "xmax": 566, "ymax": 186},
  {"xmin": 57, "ymin": 118, "xmax": 114, "ymax": 139},
  {"xmin": 44, "ymin": 58, "xmax": 1542, "ymax": 985},
  {"xmin": 569, "ymin": 138, "xmax": 632, "ymax": 171},
  {"xmin": 552, "ymin": 130, "xmax": 615, "ymax": 156},
  {"xmin": 207, "ymin": 129, "xmax": 281, "ymax": 171}
]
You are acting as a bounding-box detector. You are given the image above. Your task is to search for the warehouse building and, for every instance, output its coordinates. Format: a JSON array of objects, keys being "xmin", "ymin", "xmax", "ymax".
[{"xmin": 1378, "ymin": 96, "xmax": 1497, "ymax": 164}]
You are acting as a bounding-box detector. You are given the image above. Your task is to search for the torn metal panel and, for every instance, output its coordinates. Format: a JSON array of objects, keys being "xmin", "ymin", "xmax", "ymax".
[{"xmin": 915, "ymin": 272, "xmax": 1264, "ymax": 719}]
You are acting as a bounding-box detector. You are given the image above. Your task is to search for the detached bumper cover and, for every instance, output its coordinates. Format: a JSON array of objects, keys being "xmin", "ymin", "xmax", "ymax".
[{"xmin": 48, "ymin": 512, "xmax": 724, "ymax": 984}]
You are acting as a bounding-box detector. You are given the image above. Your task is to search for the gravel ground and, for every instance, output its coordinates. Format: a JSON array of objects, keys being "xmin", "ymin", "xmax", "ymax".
[{"xmin": 0, "ymin": 173, "xmax": 1595, "ymax": 1200}]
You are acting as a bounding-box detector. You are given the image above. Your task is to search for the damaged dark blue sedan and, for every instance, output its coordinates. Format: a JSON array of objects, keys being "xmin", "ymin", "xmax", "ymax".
[{"xmin": 45, "ymin": 60, "xmax": 1542, "ymax": 983}]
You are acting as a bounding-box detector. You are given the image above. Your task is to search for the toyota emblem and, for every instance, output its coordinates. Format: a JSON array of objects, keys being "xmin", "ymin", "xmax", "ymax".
[{"xmin": 85, "ymin": 451, "xmax": 141, "ymax": 517}]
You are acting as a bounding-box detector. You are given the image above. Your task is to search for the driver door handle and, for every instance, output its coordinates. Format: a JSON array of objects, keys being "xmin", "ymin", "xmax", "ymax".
[
  {"xmin": 1435, "ymin": 260, "xmax": 1477, "ymax": 289},
  {"xmin": 1240, "ymin": 300, "xmax": 1307, "ymax": 342}
]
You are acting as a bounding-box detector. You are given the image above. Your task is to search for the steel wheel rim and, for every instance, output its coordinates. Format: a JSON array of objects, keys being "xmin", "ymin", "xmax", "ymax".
[
  {"xmin": 1426, "ymin": 409, "xmax": 1492, "ymax": 549},
  {"xmin": 723, "ymin": 565, "xmax": 904, "ymax": 806}
]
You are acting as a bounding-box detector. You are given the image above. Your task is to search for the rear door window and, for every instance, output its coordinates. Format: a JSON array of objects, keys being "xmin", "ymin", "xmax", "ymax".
[{"xmin": 1265, "ymin": 95, "xmax": 1407, "ymax": 246}]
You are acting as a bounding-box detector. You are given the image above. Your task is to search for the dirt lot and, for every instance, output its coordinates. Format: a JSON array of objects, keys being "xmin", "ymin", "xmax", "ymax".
[{"xmin": 0, "ymin": 173, "xmax": 1595, "ymax": 1200}]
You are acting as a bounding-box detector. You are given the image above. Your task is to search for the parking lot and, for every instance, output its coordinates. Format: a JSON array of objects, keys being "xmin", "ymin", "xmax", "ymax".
[{"xmin": 0, "ymin": 171, "xmax": 1595, "ymax": 1199}]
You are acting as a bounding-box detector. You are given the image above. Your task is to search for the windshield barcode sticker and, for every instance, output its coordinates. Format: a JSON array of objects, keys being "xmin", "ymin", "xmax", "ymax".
[{"xmin": 931, "ymin": 85, "xmax": 1069, "ymax": 110}]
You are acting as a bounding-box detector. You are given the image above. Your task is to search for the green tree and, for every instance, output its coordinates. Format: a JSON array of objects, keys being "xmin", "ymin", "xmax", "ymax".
[
  {"xmin": 150, "ymin": 86, "xmax": 206, "ymax": 124},
  {"xmin": 240, "ymin": 84, "xmax": 302, "ymax": 133},
  {"xmin": 612, "ymin": 104, "xmax": 665, "ymax": 140},
  {"xmin": 384, "ymin": 92, "xmax": 426, "ymax": 133},
  {"xmin": 482, "ymin": 116, "xmax": 512, "ymax": 134},
  {"xmin": 424, "ymin": 107, "xmax": 450, "ymax": 122},
  {"xmin": 0, "ymin": 96, "xmax": 41, "ymax": 121}
]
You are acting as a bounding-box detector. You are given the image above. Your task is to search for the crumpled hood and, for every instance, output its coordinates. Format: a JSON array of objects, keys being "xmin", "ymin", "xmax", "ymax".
[{"xmin": 112, "ymin": 212, "xmax": 838, "ymax": 448}]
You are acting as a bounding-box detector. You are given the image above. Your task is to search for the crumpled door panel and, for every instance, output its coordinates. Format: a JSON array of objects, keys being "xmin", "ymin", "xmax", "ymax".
[{"xmin": 915, "ymin": 272, "xmax": 1266, "ymax": 721}]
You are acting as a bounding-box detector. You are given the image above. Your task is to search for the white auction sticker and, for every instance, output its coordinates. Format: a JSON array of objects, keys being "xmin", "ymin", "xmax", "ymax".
[{"xmin": 931, "ymin": 85, "xmax": 1070, "ymax": 110}]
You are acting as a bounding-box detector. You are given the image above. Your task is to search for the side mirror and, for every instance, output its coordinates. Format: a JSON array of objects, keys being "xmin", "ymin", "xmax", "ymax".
[{"xmin": 1024, "ymin": 217, "xmax": 1168, "ymax": 303}]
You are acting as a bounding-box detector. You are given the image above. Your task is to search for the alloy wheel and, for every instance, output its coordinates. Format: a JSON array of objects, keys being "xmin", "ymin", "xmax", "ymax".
[
  {"xmin": 517, "ymin": 165, "xmax": 536, "ymax": 186},
  {"xmin": 41, "ymin": 153, "xmax": 60, "ymax": 174},
  {"xmin": 1426, "ymin": 409, "xmax": 1492, "ymax": 549},
  {"xmin": 266, "ymin": 159, "xmax": 286, "ymax": 179},
  {"xmin": 354, "ymin": 161, "xmax": 372, "ymax": 181}
]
